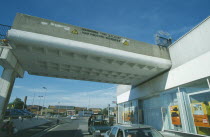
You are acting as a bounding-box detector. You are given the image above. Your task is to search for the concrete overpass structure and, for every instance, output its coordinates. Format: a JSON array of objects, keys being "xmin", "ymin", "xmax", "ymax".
[{"xmin": 0, "ymin": 13, "xmax": 171, "ymax": 120}]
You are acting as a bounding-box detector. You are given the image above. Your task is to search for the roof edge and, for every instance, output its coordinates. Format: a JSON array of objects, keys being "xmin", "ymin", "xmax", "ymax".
[{"xmin": 169, "ymin": 16, "xmax": 210, "ymax": 48}]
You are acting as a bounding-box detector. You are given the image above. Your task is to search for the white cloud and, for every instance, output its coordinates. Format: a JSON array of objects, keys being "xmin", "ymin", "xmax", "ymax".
[
  {"xmin": 14, "ymin": 85, "xmax": 69, "ymax": 93},
  {"xmin": 14, "ymin": 85, "xmax": 24, "ymax": 89}
]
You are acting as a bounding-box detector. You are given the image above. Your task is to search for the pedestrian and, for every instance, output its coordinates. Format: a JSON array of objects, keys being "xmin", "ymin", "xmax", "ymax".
[
  {"xmin": 88, "ymin": 116, "xmax": 93, "ymax": 126},
  {"xmin": 56, "ymin": 119, "xmax": 60, "ymax": 124},
  {"xmin": 8, "ymin": 121, "xmax": 14, "ymax": 135},
  {"xmin": 1, "ymin": 121, "xmax": 9, "ymax": 132}
]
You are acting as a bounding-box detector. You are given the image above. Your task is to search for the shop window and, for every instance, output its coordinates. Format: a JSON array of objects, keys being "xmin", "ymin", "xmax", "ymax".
[
  {"xmin": 189, "ymin": 91, "xmax": 210, "ymax": 136},
  {"xmin": 161, "ymin": 88, "xmax": 183, "ymax": 131},
  {"xmin": 138, "ymin": 100, "xmax": 144, "ymax": 124},
  {"xmin": 143, "ymin": 96, "xmax": 163, "ymax": 130},
  {"xmin": 118, "ymin": 103, "xmax": 124, "ymax": 124},
  {"xmin": 118, "ymin": 100, "xmax": 138, "ymax": 124},
  {"xmin": 123, "ymin": 102, "xmax": 131, "ymax": 124},
  {"xmin": 129, "ymin": 100, "xmax": 138, "ymax": 124}
]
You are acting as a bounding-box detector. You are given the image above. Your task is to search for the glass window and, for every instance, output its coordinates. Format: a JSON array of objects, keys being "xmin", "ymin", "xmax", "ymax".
[
  {"xmin": 131, "ymin": 100, "xmax": 138, "ymax": 124},
  {"xmin": 161, "ymin": 88, "xmax": 183, "ymax": 131},
  {"xmin": 110, "ymin": 127, "xmax": 118, "ymax": 137},
  {"xmin": 118, "ymin": 100, "xmax": 139, "ymax": 124},
  {"xmin": 118, "ymin": 103, "xmax": 124, "ymax": 124},
  {"xmin": 124, "ymin": 102, "xmax": 131, "ymax": 124},
  {"xmin": 124, "ymin": 128, "xmax": 163, "ymax": 137},
  {"xmin": 117, "ymin": 129, "xmax": 123, "ymax": 137},
  {"xmin": 189, "ymin": 91, "xmax": 210, "ymax": 136}
]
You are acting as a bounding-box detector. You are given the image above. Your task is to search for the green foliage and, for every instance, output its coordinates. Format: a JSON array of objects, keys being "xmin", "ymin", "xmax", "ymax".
[
  {"xmin": 8, "ymin": 98, "xmax": 24, "ymax": 109},
  {"xmin": 102, "ymin": 108, "xmax": 108, "ymax": 115},
  {"xmin": 75, "ymin": 110, "xmax": 78, "ymax": 114}
]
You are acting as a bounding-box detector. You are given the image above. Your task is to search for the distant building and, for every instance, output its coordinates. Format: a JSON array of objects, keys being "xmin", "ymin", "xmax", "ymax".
[
  {"xmin": 27, "ymin": 105, "xmax": 43, "ymax": 113},
  {"xmin": 48, "ymin": 105, "xmax": 75, "ymax": 115},
  {"xmin": 75, "ymin": 107, "xmax": 87, "ymax": 112},
  {"xmin": 78, "ymin": 111, "xmax": 93, "ymax": 117},
  {"xmin": 88, "ymin": 108, "xmax": 102, "ymax": 114},
  {"xmin": 67, "ymin": 110, "xmax": 75, "ymax": 116}
]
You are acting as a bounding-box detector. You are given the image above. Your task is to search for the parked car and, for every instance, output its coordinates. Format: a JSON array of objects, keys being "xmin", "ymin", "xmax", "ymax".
[
  {"xmin": 91, "ymin": 114, "xmax": 104, "ymax": 120},
  {"xmin": 71, "ymin": 115, "xmax": 77, "ymax": 120},
  {"xmin": 88, "ymin": 119, "xmax": 111, "ymax": 136},
  {"xmin": 5, "ymin": 109, "xmax": 21, "ymax": 118},
  {"xmin": 4, "ymin": 109, "xmax": 36, "ymax": 118},
  {"xmin": 104, "ymin": 124, "xmax": 163, "ymax": 137},
  {"xmin": 5, "ymin": 109, "xmax": 25, "ymax": 118},
  {"xmin": 19, "ymin": 109, "xmax": 36, "ymax": 117}
]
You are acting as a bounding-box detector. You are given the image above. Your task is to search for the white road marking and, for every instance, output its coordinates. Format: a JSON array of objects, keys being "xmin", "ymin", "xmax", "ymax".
[{"xmin": 47, "ymin": 124, "xmax": 60, "ymax": 132}]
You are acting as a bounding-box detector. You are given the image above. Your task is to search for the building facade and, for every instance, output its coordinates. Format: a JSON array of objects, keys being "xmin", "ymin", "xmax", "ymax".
[{"xmin": 117, "ymin": 16, "xmax": 210, "ymax": 136}]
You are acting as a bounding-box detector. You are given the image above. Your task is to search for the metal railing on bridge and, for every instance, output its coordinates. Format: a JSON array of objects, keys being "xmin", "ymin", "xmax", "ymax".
[{"xmin": 0, "ymin": 24, "xmax": 11, "ymax": 40}]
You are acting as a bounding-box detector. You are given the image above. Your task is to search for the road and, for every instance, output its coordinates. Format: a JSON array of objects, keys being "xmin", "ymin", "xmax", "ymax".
[
  {"xmin": 41, "ymin": 117, "xmax": 92, "ymax": 137},
  {"xmin": 40, "ymin": 117, "xmax": 173, "ymax": 137}
]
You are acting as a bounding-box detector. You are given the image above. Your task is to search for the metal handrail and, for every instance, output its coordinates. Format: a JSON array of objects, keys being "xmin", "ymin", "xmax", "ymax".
[{"xmin": 0, "ymin": 24, "xmax": 11, "ymax": 40}]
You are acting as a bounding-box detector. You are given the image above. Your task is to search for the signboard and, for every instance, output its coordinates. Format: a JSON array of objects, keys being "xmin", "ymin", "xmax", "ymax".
[
  {"xmin": 191, "ymin": 103, "xmax": 210, "ymax": 127},
  {"xmin": 170, "ymin": 105, "xmax": 181, "ymax": 125}
]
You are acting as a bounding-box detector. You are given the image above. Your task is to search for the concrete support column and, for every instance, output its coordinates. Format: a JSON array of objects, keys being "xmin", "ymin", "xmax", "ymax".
[{"xmin": 0, "ymin": 68, "xmax": 16, "ymax": 120}]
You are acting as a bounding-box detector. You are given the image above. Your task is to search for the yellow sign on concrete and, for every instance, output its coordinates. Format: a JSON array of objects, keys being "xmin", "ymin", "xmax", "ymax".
[
  {"xmin": 71, "ymin": 29, "xmax": 78, "ymax": 34},
  {"xmin": 123, "ymin": 40, "xmax": 129, "ymax": 46}
]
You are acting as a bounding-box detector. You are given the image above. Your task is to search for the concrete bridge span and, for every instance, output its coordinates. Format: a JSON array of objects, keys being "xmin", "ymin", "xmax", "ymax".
[{"xmin": 0, "ymin": 13, "xmax": 172, "ymax": 120}]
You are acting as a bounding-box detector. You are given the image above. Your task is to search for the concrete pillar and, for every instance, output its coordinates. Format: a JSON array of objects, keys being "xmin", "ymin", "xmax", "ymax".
[{"xmin": 0, "ymin": 68, "xmax": 16, "ymax": 120}]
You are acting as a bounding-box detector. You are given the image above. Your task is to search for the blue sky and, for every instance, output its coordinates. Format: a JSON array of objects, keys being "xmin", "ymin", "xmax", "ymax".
[{"xmin": 0, "ymin": 0, "xmax": 210, "ymax": 108}]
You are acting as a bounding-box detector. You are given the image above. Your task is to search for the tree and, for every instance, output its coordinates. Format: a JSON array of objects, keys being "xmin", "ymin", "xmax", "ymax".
[
  {"xmin": 102, "ymin": 108, "xmax": 108, "ymax": 116},
  {"xmin": 8, "ymin": 98, "xmax": 24, "ymax": 109}
]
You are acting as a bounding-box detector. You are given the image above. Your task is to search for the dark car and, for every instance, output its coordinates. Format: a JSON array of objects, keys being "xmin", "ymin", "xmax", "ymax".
[
  {"xmin": 88, "ymin": 119, "xmax": 111, "ymax": 137},
  {"xmin": 5, "ymin": 109, "xmax": 24, "ymax": 118},
  {"xmin": 19, "ymin": 109, "xmax": 36, "ymax": 118},
  {"xmin": 5, "ymin": 109, "xmax": 36, "ymax": 118}
]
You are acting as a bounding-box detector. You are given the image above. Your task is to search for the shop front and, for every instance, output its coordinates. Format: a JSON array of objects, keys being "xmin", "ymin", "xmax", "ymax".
[
  {"xmin": 118, "ymin": 100, "xmax": 139, "ymax": 124},
  {"xmin": 117, "ymin": 78, "xmax": 210, "ymax": 136},
  {"xmin": 162, "ymin": 78, "xmax": 210, "ymax": 136}
]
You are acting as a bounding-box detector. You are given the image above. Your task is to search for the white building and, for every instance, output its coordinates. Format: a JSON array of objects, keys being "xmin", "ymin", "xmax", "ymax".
[{"xmin": 117, "ymin": 16, "xmax": 210, "ymax": 136}]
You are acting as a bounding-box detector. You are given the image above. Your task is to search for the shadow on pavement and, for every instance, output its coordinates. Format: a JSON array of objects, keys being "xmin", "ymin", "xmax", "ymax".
[{"xmin": 1, "ymin": 122, "xmax": 55, "ymax": 137}]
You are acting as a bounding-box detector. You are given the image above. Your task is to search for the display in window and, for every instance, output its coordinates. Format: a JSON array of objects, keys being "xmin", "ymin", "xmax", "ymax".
[
  {"xmin": 170, "ymin": 105, "xmax": 181, "ymax": 125},
  {"xmin": 123, "ymin": 111, "xmax": 131, "ymax": 122},
  {"xmin": 191, "ymin": 102, "xmax": 210, "ymax": 128}
]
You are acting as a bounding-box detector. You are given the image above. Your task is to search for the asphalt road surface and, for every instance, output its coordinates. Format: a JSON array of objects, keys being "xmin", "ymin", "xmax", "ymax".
[{"xmin": 41, "ymin": 117, "xmax": 92, "ymax": 137}]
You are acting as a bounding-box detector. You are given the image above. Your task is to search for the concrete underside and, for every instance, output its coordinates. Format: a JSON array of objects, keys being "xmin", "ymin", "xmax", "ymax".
[{"xmin": 6, "ymin": 13, "xmax": 172, "ymax": 85}]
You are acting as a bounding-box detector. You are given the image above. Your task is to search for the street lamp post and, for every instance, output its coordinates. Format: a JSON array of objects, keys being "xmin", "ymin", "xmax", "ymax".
[
  {"xmin": 57, "ymin": 102, "xmax": 60, "ymax": 117},
  {"xmin": 37, "ymin": 96, "xmax": 43, "ymax": 119},
  {"xmin": 42, "ymin": 87, "xmax": 47, "ymax": 116}
]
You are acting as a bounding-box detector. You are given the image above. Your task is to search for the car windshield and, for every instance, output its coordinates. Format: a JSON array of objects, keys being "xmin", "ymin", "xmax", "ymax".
[
  {"xmin": 93, "ymin": 121, "xmax": 108, "ymax": 126},
  {"xmin": 125, "ymin": 128, "xmax": 163, "ymax": 137},
  {"xmin": 92, "ymin": 115, "xmax": 104, "ymax": 120}
]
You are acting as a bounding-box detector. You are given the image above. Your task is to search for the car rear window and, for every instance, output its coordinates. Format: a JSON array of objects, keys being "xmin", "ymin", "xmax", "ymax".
[
  {"xmin": 125, "ymin": 128, "xmax": 163, "ymax": 137},
  {"xmin": 93, "ymin": 121, "xmax": 108, "ymax": 126}
]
